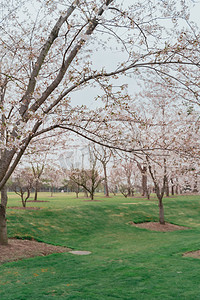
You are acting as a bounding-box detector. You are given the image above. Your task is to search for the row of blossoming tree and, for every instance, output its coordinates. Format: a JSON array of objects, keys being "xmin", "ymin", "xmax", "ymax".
[{"xmin": 10, "ymin": 93, "xmax": 200, "ymax": 226}]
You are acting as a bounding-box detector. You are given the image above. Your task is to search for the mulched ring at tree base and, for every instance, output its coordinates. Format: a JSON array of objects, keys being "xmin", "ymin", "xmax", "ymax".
[
  {"xmin": 0, "ymin": 238, "xmax": 71, "ymax": 264},
  {"xmin": 183, "ymin": 250, "xmax": 200, "ymax": 259},
  {"xmin": 8, "ymin": 207, "xmax": 40, "ymax": 210},
  {"xmin": 129, "ymin": 221, "xmax": 190, "ymax": 232},
  {"xmin": 27, "ymin": 200, "xmax": 50, "ymax": 203}
]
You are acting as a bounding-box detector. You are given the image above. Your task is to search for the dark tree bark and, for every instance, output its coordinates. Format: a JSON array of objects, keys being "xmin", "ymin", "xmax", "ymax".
[
  {"xmin": 148, "ymin": 160, "xmax": 166, "ymax": 225},
  {"xmin": 171, "ymin": 185, "xmax": 174, "ymax": 195},
  {"xmin": 193, "ymin": 178, "xmax": 198, "ymax": 193},
  {"xmin": 147, "ymin": 189, "xmax": 150, "ymax": 200},
  {"xmin": 32, "ymin": 163, "xmax": 45, "ymax": 201},
  {"xmin": 21, "ymin": 188, "xmax": 30, "ymax": 208},
  {"xmin": 158, "ymin": 196, "xmax": 165, "ymax": 225},
  {"xmin": 171, "ymin": 178, "xmax": 175, "ymax": 195},
  {"xmin": 141, "ymin": 168, "xmax": 148, "ymax": 196},
  {"xmin": 0, "ymin": 186, "xmax": 8, "ymax": 245},
  {"xmin": 136, "ymin": 161, "xmax": 148, "ymax": 197},
  {"xmin": 103, "ymin": 164, "xmax": 109, "ymax": 197},
  {"xmin": 175, "ymin": 185, "xmax": 179, "ymax": 194},
  {"xmin": 165, "ymin": 178, "xmax": 170, "ymax": 197},
  {"xmin": 90, "ymin": 191, "xmax": 94, "ymax": 200},
  {"xmin": 92, "ymin": 145, "xmax": 111, "ymax": 198},
  {"xmin": 50, "ymin": 186, "xmax": 54, "ymax": 197},
  {"xmin": 154, "ymin": 184, "xmax": 165, "ymax": 225},
  {"xmin": 34, "ymin": 180, "xmax": 39, "ymax": 201}
]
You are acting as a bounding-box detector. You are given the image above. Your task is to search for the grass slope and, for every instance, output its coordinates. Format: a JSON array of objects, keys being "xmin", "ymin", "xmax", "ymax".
[{"xmin": 1, "ymin": 192, "xmax": 200, "ymax": 299}]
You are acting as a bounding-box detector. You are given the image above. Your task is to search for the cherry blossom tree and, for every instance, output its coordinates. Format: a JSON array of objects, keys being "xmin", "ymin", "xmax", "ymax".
[
  {"xmin": 68, "ymin": 159, "xmax": 103, "ymax": 201},
  {"xmin": 64, "ymin": 178, "xmax": 80, "ymax": 198},
  {"xmin": 0, "ymin": 0, "xmax": 199, "ymax": 244},
  {"xmin": 11, "ymin": 168, "xmax": 34, "ymax": 208},
  {"xmin": 134, "ymin": 159, "xmax": 149, "ymax": 198},
  {"xmin": 108, "ymin": 166, "xmax": 119, "ymax": 195},
  {"xmin": 43, "ymin": 167, "xmax": 63, "ymax": 197},
  {"xmin": 91, "ymin": 144, "xmax": 112, "ymax": 197},
  {"xmin": 109, "ymin": 158, "xmax": 135, "ymax": 198},
  {"xmin": 107, "ymin": 85, "xmax": 200, "ymax": 224},
  {"xmin": 31, "ymin": 162, "xmax": 45, "ymax": 201}
]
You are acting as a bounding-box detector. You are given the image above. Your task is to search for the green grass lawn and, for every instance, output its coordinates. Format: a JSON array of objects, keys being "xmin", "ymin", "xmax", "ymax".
[{"xmin": 1, "ymin": 192, "xmax": 200, "ymax": 299}]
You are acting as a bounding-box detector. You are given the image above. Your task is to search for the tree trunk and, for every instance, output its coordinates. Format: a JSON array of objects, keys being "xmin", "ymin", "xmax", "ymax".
[
  {"xmin": 158, "ymin": 197, "xmax": 165, "ymax": 225},
  {"xmin": 193, "ymin": 180, "xmax": 198, "ymax": 193},
  {"xmin": 22, "ymin": 196, "xmax": 26, "ymax": 208},
  {"xmin": 127, "ymin": 175, "xmax": 131, "ymax": 197},
  {"xmin": 175, "ymin": 185, "xmax": 179, "ymax": 194},
  {"xmin": 165, "ymin": 178, "xmax": 169, "ymax": 197},
  {"xmin": 171, "ymin": 185, "xmax": 174, "ymax": 195},
  {"xmin": 90, "ymin": 192, "xmax": 94, "ymax": 200},
  {"xmin": 0, "ymin": 186, "xmax": 8, "ymax": 245},
  {"xmin": 24, "ymin": 189, "xmax": 30, "ymax": 207},
  {"xmin": 141, "ymin": 167, "xmax": 148, "ymax": 196},
  {"xmin": 147, "ymin": 189, "xmax": 150, "ymax": 200},
  {"xmin": 103, "ymin": 164, "xmax": 109, "ymax": 197},
  {"xmin": 175, "ymin": 178, "xmax": 179, "ymax": 194},
  {"xmin": 148, "ymin": 161, "xmax": 165, "ymax": 225},
  {"xmin": 171, "ymin": 179, "xmax": 174, "ymax": 195},
  {"xmin": 34, "ymin": 180, "xmax": 39, "ymax": 201},
  {"xmin": 50, "ymin": 186, "xmax": 53, "ymax": 197},
  {"xmin": 84, "ymin": 189, "xmax": 88, "ymax": 198}
]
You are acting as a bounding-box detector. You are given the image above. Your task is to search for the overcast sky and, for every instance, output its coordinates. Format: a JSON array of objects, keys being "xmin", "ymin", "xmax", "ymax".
[
  {"xmin": 1, "ymin": 0, "xmax": 199, "ymax": 111},
  {"xmin": 69, "ymin": 0, "xmax": 200, "ymax": 108}
]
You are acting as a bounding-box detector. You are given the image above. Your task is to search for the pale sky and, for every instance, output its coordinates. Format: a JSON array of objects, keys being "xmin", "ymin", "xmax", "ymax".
[
  {"xmin": 69, "ymin": 0, "xmax": 200, "ymax": 108},
  {"xmin": 1, "ymin": 0, "xmax": 199, "ymax": 110}
]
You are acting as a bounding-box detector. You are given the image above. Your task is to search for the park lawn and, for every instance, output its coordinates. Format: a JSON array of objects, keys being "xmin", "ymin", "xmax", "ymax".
[{"xmin": 1, "ymin": 193, "xmax": 200, "ymax": 299}]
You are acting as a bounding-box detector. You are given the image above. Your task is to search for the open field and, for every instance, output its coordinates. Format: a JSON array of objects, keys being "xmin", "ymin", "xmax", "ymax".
[{"xmin": 1, "ymin": 192, "xmax": 200, "ymax": 299}]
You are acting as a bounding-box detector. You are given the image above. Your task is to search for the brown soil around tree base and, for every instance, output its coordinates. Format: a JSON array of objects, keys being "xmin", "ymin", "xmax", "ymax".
[
  {"xmin": 8, "ymin": 207, "xmax": 40, "ymax": 210},
  {"xmin": 129, "ymin": 221, "xmax": 190, "ymax": 232},
  {"xmin": 27, "ymin": 200, "xmax": 50, "ymax": 203},
  {"xmin": 183, "ymin": 250, "xmax": 200, "ymax": 259},
  {"xmin": 0, "ymin": 238, "xmax": 71, "ymax": 264}
]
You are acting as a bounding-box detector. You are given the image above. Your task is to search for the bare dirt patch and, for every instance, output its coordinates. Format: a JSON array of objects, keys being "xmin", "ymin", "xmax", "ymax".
[
  {"xmin": 8, "ymin": 207, "xmax": 40, "ymax": 210},
  {"xmin": 129, "ymin": 221, "xmax": 189, "ymax": 232},
  {"xmin": 27, "ymin": 200, "xmax": 49, "ymax": 203},
  {"xmin": 0, "ymin": 238, "xmax": 71, "ymax": 264},
  {"xmin": 183, "ymin": 250, "xmax": 200, "ymax": 259}
]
